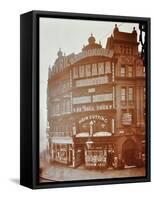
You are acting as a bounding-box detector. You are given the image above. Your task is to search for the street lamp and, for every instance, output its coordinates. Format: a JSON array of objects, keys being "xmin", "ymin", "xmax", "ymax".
[
  {"xmin": 89, "ymin": 120, "xmax": 94, "ymax": 136},
  {"xmin": 86, "ymin": 120, "xmax": 94, "ymax": 149}
]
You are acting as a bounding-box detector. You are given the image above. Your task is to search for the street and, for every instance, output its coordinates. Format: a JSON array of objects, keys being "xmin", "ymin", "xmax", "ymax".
[{"xmin": 40, "ymin": 163, "xmax": 145, "ymax": 182}]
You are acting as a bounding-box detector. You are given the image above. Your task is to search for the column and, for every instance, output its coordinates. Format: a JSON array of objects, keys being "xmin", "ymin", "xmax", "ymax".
[
  {"xmin": 112, "ymin": 86, "xmax": 115, "ymax": 109},
  {"xmin": 112, "ymin": 119, "xmax": 115, "ymax": 134},
  {"xmin": 72, "ymin": 143, "xmax": 76, "ymax": 168}
]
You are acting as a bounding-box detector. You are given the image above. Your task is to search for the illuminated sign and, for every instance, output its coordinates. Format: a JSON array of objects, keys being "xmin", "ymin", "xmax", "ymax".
[{"xmin": 79, "ymin": 115, "xmax": 108, "ymax": 124}]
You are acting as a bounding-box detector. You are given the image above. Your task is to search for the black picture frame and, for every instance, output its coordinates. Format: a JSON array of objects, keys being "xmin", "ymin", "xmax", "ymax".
[{"xmin": 20, "ymin": 10, "xmax": 151, "ymax": 189}]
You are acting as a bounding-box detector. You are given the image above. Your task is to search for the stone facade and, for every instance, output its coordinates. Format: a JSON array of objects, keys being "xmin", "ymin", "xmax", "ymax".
[{"xmin": 47, "ymin": 25, "xmax": 145, "ymax": 169}]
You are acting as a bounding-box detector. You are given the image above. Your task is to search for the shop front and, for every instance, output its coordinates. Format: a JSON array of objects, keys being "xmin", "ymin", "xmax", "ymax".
[
  {"xmin": 122, "ymin": 139, "xmax": 137, "ymax": 166},
  {"xmin": 74, "ymin": 136, "xmax": 116, "ymax": 169},
  {"xmin": 50, "ymin": 136, "xmax": 73, "ymax": 165},
  {"xmin": 84, "ymin": 143, "xmax": 115, "ymax": 168},
  {"xmin": 72, "ymin": 113, "xmax": 116, "ymax": 168}
]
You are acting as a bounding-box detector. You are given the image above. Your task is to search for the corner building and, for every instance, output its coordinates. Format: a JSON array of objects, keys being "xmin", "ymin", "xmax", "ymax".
[{"xmin": 47, "ymin": 25, "xmax": 145, "ymax": 169}]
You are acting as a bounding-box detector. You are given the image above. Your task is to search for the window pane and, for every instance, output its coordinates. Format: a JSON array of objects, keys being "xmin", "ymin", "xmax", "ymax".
[
  {"xmin": 79, "ymin": 65, "xmax": 84, "ymax": 78},
  {"xmin": 85, "ymin": 64, "xmax": 91, "ymax": 77},
  {"xmin": 73, "ymin": 67, "xmax": 78, "ymax": 79},
  {"xmin": 105, "ymin": 62, "xmax": 111, "ymax": 74},
  {"xmin": 128, "ymin": 65, "xmax": 133, "ymax": 77},
  {"xmin": 98, "ymin": 62, "xmax": 104, "ymax": 75},
  {"xmin": 121, "ymin": 88, "xmax": 126, "ymax": 101},
  {"xmin": 128, "ymin": 87, "xmax": 133, "ymax": 101},
  {"xmin": 92, "ymin": 63, "xmax": 97, "ymax": 76},
  {"xmin": 121, "ymin": 65, "xmax": 125, "ymax": 77}
]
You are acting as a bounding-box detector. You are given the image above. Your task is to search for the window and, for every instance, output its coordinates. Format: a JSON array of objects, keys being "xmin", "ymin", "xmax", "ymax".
[
  {"xmin": 105, "ymin": 62, "xmax": 111, "ymax": 74},
  {"xmin": 121, "ymin": 65, "xmax": 126, "ymax": 77},
  {"xmin": 79, "ymin": 65, "xmax": 85, "ymax": 78},
  {"xmin": 85, "ymin": 64, "xmax": 91, "ymax": 77},
  {"xmin": 76, "ymin": 76, "xmax": 108, "ymax": 87},
  {"xmin": 66, "ymin": 100, "xmax": 70, "ymax": 112},
  {"xmin": 144, "ymin": 87, "xmax": 146, "ymax": 102},
  {"xmin": 128, "ymin": 87, "xmax": 133, "ymax": 101},
  {"xmin": 73, "ymin": 96, "xmax": 91, "ymax": 104},
  {"xmin": 98, "ymin": 62, "xmax": 104, "ymax": 75},
  {"xmin": 73, "ymin": 67, "xmax": 78, "ymax": 79},
  {"xmin": 63, "ymin": 101, "xmax": 66, "ymax": 113},
  {"xmin": 121, "ymin": 88, "xmax": 126, "ymax": 101},
  {"xmin": 126, "ymin": 46, "xmax": 130, "ymax": 55},
  {"xmin": 55, "ymin": 103, "xmax": 60, "ymax": 114},
  {"xmin": 128, "ymin": 65, "xmax": 133, "ymax": 77},
  {"xmin": 92, "ymin": 63, "xmax": 97, "ymax": 76},
  {"xmin": 130, "ymin": 109, "xmax": 134, "ymax": 124},
  {"xmin": 93, "ymin": 93, "xmax": 112, "ymax": 102},
  {"xmin": 120, "ymin": 45, "xmax": 123, "ymax": 54}
]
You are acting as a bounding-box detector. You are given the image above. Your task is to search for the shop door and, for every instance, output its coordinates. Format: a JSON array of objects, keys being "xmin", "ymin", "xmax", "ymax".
[{"xmin": 122, "ymin": 139, "xmax": 137, "ymax": 166}]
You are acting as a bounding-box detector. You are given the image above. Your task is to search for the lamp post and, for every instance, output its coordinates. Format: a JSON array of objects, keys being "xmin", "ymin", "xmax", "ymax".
[
  {"xmin": 89, "ymin": 120, "xmax": 94, "ymax": 136},
  {"xmin": 85, "ymin": 121, "xmax": 94, "ymax": 149}
]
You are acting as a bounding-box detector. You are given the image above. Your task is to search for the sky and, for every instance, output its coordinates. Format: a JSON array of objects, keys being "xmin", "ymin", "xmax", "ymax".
[{"xmin": 39, "ymin": 17, "xmax": 140, "ymax": 152}]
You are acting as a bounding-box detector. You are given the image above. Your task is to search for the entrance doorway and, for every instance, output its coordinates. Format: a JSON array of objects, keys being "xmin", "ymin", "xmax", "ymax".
[{"xmin": 122, "ymin": 139, "xmax": 137, "ymax": 166}]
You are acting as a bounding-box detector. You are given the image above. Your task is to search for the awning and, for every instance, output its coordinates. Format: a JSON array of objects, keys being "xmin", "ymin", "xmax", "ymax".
[
  {"xmin": 51, "ymin": 136, "xmax": 73, "ymax": 144},
  {"xmin": 76, "ymin": 132, "xmax": 89, "ymax": 137},
  {"xmin": 76, "ymin": 132, "xmax": 112, "ymax": 137},
  {"xmin": 93, "ymin": 131, "xmax": 112, "ymax": 137}
]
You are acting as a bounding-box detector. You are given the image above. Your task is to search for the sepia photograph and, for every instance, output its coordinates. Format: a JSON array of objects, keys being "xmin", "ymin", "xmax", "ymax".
[{"xmin": 39, "ymin": 17, "xmax": 147, "ymax": 183}]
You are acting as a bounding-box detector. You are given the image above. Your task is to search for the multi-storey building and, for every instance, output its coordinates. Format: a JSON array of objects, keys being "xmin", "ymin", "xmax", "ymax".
[{"xmin": 47, "ymin": 25, "xmax": 145, "ymax": 168}]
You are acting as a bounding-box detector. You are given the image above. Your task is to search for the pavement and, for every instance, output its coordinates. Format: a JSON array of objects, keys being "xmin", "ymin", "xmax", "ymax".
[{"xmin": 40, "ymin": 163, "xmax": 146, "ymax": 182}]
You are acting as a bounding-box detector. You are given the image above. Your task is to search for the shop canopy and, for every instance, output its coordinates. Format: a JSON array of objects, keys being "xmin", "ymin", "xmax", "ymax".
[
  {"xmin": 51, "ymin": 136, "xmax": 73, "ymax": 144},
  {"xmin": 93, "ymin": 132, "xmax": 112, "ymax": 137},
  {"xmin": 76, "ymin": 132, "xmax": 89, "ymax": 137},
  {"xmin": 76, "ymin": 132, "xmax": 112, "ymax": 137}
]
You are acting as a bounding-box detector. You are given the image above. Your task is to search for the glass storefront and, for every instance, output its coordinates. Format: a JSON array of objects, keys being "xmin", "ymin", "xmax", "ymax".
[{"xmin": 84, "ymin": 143, "xmax": 115, "ymax": 168}]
